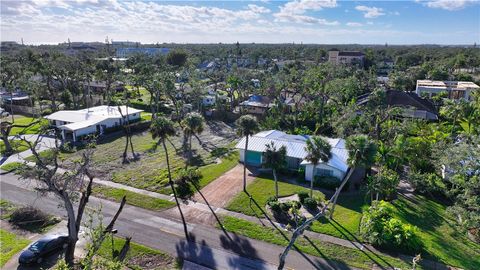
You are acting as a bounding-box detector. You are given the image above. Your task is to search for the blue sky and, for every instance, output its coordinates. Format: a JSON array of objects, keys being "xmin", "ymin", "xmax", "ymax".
[{"xmin": 1, "ymin": 0, "xmax": 479, "ymax": 45}]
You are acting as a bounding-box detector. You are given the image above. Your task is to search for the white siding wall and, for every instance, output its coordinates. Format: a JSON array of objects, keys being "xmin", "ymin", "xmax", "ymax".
[
  {"xmin": 304, "ymin": 163, "xmax": 346, "ymax": 182},
  {"xmin": 75, "ymin": 125, "xmax": 97, "ymax": 137},
  {"xmin": 239, "ymin": 149, "xmax": 245, "ymax": 163}
]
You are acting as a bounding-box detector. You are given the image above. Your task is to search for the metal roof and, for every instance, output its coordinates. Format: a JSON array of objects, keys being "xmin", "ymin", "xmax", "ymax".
[{"xmin": 235, "ymin": 130, "xmax": 349, "ymax": 172}]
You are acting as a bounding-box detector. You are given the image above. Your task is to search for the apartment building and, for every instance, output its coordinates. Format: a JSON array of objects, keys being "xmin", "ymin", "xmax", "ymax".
[
  {"xmin": 328, "ymin": 49, "xmax": 365, "ymax": 66},
  {"xmin": 416, "ymin": 80, "xmax": 480, "ymax": 101}
]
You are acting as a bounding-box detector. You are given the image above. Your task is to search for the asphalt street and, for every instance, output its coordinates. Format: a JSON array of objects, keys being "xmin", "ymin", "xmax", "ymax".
[{"xmin": 0, "ymin": 173, "xmax": 358, "ymax": 270}]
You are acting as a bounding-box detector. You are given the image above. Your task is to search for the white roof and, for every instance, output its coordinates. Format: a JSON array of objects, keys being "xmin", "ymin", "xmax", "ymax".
[
  {"xmin": 235, "ymin": 130, "xmax": 349, "ymax": 172},
  {"xmin": 45, "ymin": 105, "xmax": 143, "ymax": 131}
]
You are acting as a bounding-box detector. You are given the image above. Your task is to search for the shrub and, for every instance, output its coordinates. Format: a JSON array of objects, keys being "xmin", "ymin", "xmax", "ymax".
[
  {"xmin": 360, "ymin": 201, "xmax": 422, "ymax": 253},
  {"xmin": 303, "ymin": 197, "xmax": 318, "ymax": 210},
  {"xmin": 408, "ymin": 171, "xmax": 444, "ymax": 195},
  {"xmin": 313, "ymin": 193, "xmax": 325, "ymax": 204},
  {"xmin": 9, "ymin": 206, "xmax": 59, "ymax": 232},
  {"xmin": 297, "ymin": 191, "xmax": 309, "ymax": 204},
  {"xmin": 314, "ymin": 176, "xmax": 346, "ymax": 190},
  {"xmin": 268, "ymin": 200, "xmax": 282, "ymax": 213}
]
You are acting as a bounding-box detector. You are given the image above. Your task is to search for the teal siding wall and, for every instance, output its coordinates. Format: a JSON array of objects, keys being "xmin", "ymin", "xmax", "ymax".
[{"xmin": 246, "ymin": 151, "xmax": 262, "ymax": 166}]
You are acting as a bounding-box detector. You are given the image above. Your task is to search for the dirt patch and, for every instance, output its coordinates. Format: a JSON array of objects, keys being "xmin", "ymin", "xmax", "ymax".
[{"xmin": 127, "ymin": 253, "xmax": 177, "ymax": 269}]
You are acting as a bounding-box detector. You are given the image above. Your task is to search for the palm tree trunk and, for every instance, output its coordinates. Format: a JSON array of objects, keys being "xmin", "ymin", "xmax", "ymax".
[
  {"xmin": 329, "ymin": 167, "xmax": 354, "ymax": 218},
  {"xmin": 162, "ymin": 139, "xmax": 189, "ymax": 240},
  {"xmin": 310, "ymin": 163, "xmax": 316, "ymax": 198},
  {"xmin": 243, "ymin": 135, "xmax": 249, "ymax": 193},
  {"xmin": 273, "ymin": 169, "xmax": 279, "ymax": 199}
]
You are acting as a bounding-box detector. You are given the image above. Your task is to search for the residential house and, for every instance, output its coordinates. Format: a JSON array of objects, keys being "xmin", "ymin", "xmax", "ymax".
[
  {"xmin": 45, "ymin": 105, "xmax": 142, "ymax": 142},
  {"xmin": 115, "ymin": 47, "xmax": 170, "ymax": 58},
  {"xmin": 235, "ymin": 130, "xmax": 349, "ymax": 182},
  {"xmin": 328, "ymin": 49, "xmax": 365, "ymax": 66},
  {"xmin": 416, "ymin": 80, "xmax": 480, "ymax": 101},
  {"xmin": 357, "ymin": 90, "xmax": 438, "ymax": 121},
  {"xmin": 239, "ymin": 95, "xmax": 273, "ymax": 115}
]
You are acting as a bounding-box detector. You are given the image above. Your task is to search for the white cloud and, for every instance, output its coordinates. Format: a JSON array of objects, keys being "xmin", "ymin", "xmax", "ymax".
[
  {"xmin": 355, "ymin": 5, "xmax": 385, "ymax": 18},
  {"xmin": 247, "ymin": 4, "xmax": 270, "ymax": 14},
  {"xmin": 346, "ymin": 22, "xmax": 363, "ymax": 27},
  {"xmin": 423, "ymin": 0, "xmax": 476, "ymax": 11},
  {"xmin": 274, "ymin": 0, "xmax": 338, "ymax": 24}
]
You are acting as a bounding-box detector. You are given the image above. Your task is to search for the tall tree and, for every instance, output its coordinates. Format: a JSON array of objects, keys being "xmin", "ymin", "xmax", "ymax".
[
  {"xmin": 236, "ymin": 115, "xmax": 259, "ymax": 192},
  {"xmin": 182, "ymin": 112, "xmax": 205, "ymax": 165},
  {"xmin": 330, "ymin": 134, "xmax": 377, "ymax": 217},
  {"xmin": 263, "ymin": 142, "xmax": 287, "ymax": 199},
  {"xmin": 304, "ymin": 136, "xmax": 332, "ymax": 197},
  {"xmin": 150, "ymin": 116, "xmax": 189, "ymax": 240},
  {"xmin": 18, "ymin": 135, "xmax": 126, "ymax": 267}
]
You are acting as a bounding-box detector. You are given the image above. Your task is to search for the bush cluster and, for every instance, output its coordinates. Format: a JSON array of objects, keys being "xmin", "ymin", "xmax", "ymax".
[
  {"xmin": 314, "ymin": 176, "xmax": 347, "ymax": 190},
  {"xmin": 360, "ymin": 201, "xmax": 422, "ymax": 253},
  {"xmin": 9, "ymin": 206, "xmax": 59, "ymax": 232}
]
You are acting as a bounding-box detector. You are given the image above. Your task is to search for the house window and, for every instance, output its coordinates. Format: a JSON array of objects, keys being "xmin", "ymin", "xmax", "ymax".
[{"xmin": 316, "ymin": 168, "xmax": 333, "ymax": 177}]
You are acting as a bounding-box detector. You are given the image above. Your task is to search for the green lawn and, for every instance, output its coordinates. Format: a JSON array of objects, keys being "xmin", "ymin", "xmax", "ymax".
[
  {"xmin": 226, "ymin": 176, "xmax": 324, "ymax": 216},
  {"xmin": 0, "ymin": 140, "xmax": 29, "ymax": 155},
  {"xmin": 9, "ymin": 117, "xmax": 46, "ymax": 136},
  {"xmin": 0, "ymin": 162, "xmax": 26, "ymax": 172},
  {"xmin": 197, "ymin": 151, "xmax": 239, "ymax": 189},
  {"xmin": 92, "ymin": 185, "xmax": 175, "ymax": 211},
  {"xmin": 220, "ymin": 216, "xmax": 412, "ymax": 270},
  {"xmin": 392, "ymin": 194, "xmax": 480, "ymax": 269},
  {"xmin": 140, "ymin": 112, "xmax": 152, "ymax": 122},
  {"xmin": 225, "ymin": 176, "xmax": 367, "ymax": 241},
  {"xmin": 97, "ymin": 236, "xmax": 181, "ymax": 269},
  {"xmin": 0, "ymin": 229, "xmax": 30, "ymax": 267}
]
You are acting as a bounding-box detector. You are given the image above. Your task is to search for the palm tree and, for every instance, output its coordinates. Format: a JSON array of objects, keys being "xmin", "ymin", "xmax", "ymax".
[
  {"xmin": 304, "ymin": 136, "xmax": 332, "ymax": 197},
  {"xmin": 264, "ymin": 142, "xmax": 287, "ymax": 199},
  {"xmin": 236, "ymin": 115, "xmax": 259, "ymax": 192},
  {"xmin": 182, "ymin": 112, "xmax": 205, "ymax": 165},
  {"xmin": 330, "ymin": 134, "xmax": 377, "ymax": 218},
  {"xmin": 150, "ymin": 116, "xmax": 189, "ymax": 240}
]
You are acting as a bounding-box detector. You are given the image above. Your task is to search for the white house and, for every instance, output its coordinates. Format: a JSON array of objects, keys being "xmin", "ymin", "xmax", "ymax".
[
  {"xmin": 235, "ymin": 130, "xmax": 349, "ymax": 182},
  {"xmin": 416, "ymin": 80, "xmax": 480, "ymax": 101},
  {"xmin": 45, "ymin": 105, "xmax": 142, "ymax": 142}
]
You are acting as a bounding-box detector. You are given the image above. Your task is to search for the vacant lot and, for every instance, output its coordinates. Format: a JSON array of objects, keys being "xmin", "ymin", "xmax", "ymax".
[{"xmin": 62, "ymin": 121, "xmax": 237, "ymax": 194}]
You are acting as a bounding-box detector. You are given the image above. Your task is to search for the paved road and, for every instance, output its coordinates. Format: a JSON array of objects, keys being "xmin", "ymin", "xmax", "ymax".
[{"xmin": 0, "ymin": 173, "xmax": 358, "ymax": 270}]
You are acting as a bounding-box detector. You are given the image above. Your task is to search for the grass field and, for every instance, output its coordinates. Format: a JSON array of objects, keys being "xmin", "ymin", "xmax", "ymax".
[
  {"xmin": 98, "ymin": 236, "xmax": 181, "ymax": 269},
  {"xmin": 225, "ymin": 176, "xmax": 368, "ymax": 241},
  {"xmin": 8, "ymin": 117, "xmax": 46, "ymax": 136},
  {"xmin": 220, "ymin": 216, "xmax": 412, "ymax": 270},
  {"xmin": 0, "ymin": 229, "xmax": 30, "ymax": 267},
  {"xmin": 92, "ymin": 185, "xmax": 176, "ymax": 211},
  {"xmin": 392, "ymin": 194, "xmax": 480, "ymax": 269},
  {"xmin": 0, "ymin": 140, "xmax": 29, "ymax": 155}
]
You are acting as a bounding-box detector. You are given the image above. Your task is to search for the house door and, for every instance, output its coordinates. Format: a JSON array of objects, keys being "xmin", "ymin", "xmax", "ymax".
[{"xmin": 246, "ymin": 151, "xmax": 262, "ymax": 166}]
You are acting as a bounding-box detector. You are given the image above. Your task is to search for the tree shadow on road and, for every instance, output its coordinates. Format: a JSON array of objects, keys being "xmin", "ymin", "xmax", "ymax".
[
  {"xmin": 219, "ymin": 233, "xmax": 268, "ymax": 270},
  {"xmin": 175, "ymin": 233, "xmax": 216, "ymax": 270}
]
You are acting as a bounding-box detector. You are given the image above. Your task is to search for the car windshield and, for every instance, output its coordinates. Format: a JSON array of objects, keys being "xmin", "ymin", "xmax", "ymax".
[{"xmin": 29, "ymin": 240, "xmax": 48, "ymax": 252}]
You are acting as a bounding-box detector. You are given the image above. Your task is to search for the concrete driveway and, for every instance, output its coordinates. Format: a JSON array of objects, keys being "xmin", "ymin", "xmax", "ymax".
[{"xmin": 193, "ymin": 164, "xmax": 257, "ymax": 208}]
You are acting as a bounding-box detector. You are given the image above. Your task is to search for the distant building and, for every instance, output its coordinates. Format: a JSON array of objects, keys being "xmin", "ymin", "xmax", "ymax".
[
  {"xmin": 239, "ymin": 95, "xmax": 273, "ymax": 115},
  {"xmin": 357, "ymin": 90, "xmax": 438, "ymax": 121},
  {"xmin": 111, "ymin": 41, "xmax": 138, "ymax": 47},
  {"xmin": 115, "ymin": 47, "xmax": 170, "ymax": 58},
  {"xmin": 328, "ymin": 49, "xmax": 365, "ymax": 66},
  {"xmin": 416, "ymin": 80, "xmax": 480, "ymax": 101}
]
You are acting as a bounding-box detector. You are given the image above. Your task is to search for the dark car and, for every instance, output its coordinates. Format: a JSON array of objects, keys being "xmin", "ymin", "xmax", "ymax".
[{"xmin": 18, "ymin": 235, "xmax": 69, "ymax": 265}]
